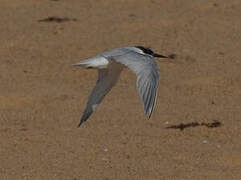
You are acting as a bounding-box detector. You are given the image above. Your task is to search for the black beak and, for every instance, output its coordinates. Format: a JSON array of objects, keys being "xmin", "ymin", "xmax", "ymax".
[
  {"xmin": 153, "ymin": 53, "xmax": 176, "ymax": 59},
  {"xmin": 153, "ymin": 53, "xmax": 168, "ymax": 58}
]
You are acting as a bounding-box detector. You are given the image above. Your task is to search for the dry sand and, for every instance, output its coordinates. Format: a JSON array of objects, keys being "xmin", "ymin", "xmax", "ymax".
[{"xmin": 1, "ymin": 0, "xmax": 241, "ymax": 179}]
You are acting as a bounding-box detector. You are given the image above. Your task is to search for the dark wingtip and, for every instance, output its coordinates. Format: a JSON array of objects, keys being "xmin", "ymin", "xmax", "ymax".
[
  {"xmin": 77, "ymin": 110, "xmax": 93, "ymax": 127},
  {"xmin": 168, "ymin": 53, "xmax": 177, "ymax": 59},
  {"xmin": 77, "ymin": 117, "xmax": 86, "ymax": 127},
  {"xmin": 77, "ymin": 122, "xmax": 83, "ymax": 127}
]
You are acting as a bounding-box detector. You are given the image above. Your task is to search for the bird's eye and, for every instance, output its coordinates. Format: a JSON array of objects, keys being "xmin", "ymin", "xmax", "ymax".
[{"xmin": 148, "ymin": 49, "xmax": 153, "ymax": 54}]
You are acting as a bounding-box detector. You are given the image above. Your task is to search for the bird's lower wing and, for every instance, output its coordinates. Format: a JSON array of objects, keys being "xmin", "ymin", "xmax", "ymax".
[
  {"xmin": 136, "ymin": 68, "xmax": 159, "ymax": 117},
  {"xmin": 112, "ymin": 52, "xmax": 160, "ymax": 118},
  {"xmin": 78, "ymin": 62, "xmax": 123, "ymax": 126}
]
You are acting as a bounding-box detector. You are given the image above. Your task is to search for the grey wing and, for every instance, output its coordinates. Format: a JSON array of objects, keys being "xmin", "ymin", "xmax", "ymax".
[
  {"xmin": 78, "ymin": 62, "xmax": 123, "ymax": 127},
  {"xmin": 112, "ymin": 52, "xmax": 160, "ymax": 118}
]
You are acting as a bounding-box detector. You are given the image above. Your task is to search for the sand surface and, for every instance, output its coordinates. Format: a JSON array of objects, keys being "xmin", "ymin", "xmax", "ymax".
[{"xmin": 1, "ymin": 0, "xmax": 241, "ymax": 179}]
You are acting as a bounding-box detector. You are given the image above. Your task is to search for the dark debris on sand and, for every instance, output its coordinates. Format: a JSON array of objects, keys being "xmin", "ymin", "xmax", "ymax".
[
  {"xmin": 38, "ymin": 16, "xmax": 77, "ymax": 23},
  {"xmin": 166, "ymin": 120, "xmax": 222, "ymax": 131}
]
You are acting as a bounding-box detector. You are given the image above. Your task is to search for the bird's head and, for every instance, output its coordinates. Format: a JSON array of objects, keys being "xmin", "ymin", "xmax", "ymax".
[{"xmin": 135, "ymin": 46, "xmax": 176, "ymax": 59}]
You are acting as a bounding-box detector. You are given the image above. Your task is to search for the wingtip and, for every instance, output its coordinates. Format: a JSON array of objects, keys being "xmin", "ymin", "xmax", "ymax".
[
  {"xmin": 77, "ymin": 121, "xmax": 84, "ymax": 127},
  {"xmin": 147, "ymin": 112, "xmax": 152, "ymax": 119},
  {"xmin": 77, "ymin": 110, "xmax": 93, "ymax": 127},
  {"xmin": 144, "ymin": 109, "xmax": 152, "ymax": 119},
  {"xmin": 144, "ymin": 104, "xmax": 155, "ymax": 119},
  {"xmin": 77, "ymin": 118, "xmax": 85, "ymax": 127}
]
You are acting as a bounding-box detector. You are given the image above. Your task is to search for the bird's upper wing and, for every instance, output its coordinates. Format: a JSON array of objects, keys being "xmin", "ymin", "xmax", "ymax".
[
  {"xmin": 78, "ymin": 62, "xmax": 123, "ymax": 126},
  {"xmin": 112, "ymin": 52, "xmax": 160, "ymax": 118}
]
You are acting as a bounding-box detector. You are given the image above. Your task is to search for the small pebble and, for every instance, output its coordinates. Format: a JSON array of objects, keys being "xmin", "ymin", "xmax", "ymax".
[
  {"xmin": 102, "ymin": 157, "xmax": 108, "ymax": 161},
  {"xmin": 202, "ymin": 140, "xmax": 208, "ymax": 144}
]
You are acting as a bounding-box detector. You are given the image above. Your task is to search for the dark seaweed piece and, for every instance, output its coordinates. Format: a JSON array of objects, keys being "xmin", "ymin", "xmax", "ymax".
[
  {"xmin": 201, "ymin": 121, "xmax": 222, "ymax": 128},
  {"xmin": 166, "ymin": 120, "xmax": 222, "ymax": 131},
  {"xmin": 38, "ymin": 16, "xmax": 77, "ymax": 23},
  {"xmin": 166, "ymin": 122, "xmax": 200, "ymax": 131}
]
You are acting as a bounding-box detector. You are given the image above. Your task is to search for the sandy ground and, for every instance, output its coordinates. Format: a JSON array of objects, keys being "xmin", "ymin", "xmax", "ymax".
[{"xmin": 1, "ymin": 0, "xmax": 241, "ymax": 179}]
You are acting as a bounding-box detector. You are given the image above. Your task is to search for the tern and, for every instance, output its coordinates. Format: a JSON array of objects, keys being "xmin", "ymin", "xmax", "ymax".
[{"xmin": 73, "ymin": 46, "xmax": 173, "ymax": 127}]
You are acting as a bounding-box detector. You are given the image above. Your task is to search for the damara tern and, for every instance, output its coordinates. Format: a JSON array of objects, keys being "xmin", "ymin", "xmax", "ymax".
[{"xmin": 73, "ymin": 46, "xmax": 174, "ymax": 127}]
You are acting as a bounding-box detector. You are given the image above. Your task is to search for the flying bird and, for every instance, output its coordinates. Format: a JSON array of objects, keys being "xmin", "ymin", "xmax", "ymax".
[{"xmin": 73, "ymin": 46, "xmax": 173, "ymax": 127}]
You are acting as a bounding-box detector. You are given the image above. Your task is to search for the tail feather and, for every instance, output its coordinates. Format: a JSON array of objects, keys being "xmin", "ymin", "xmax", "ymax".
[
  {"xmin": 72, "ymin": 60, "xmax": 90, "ymax": 67},
  {"xmin": 72, "ymin": 56, "xmax": 109, "ymax": 69}
]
